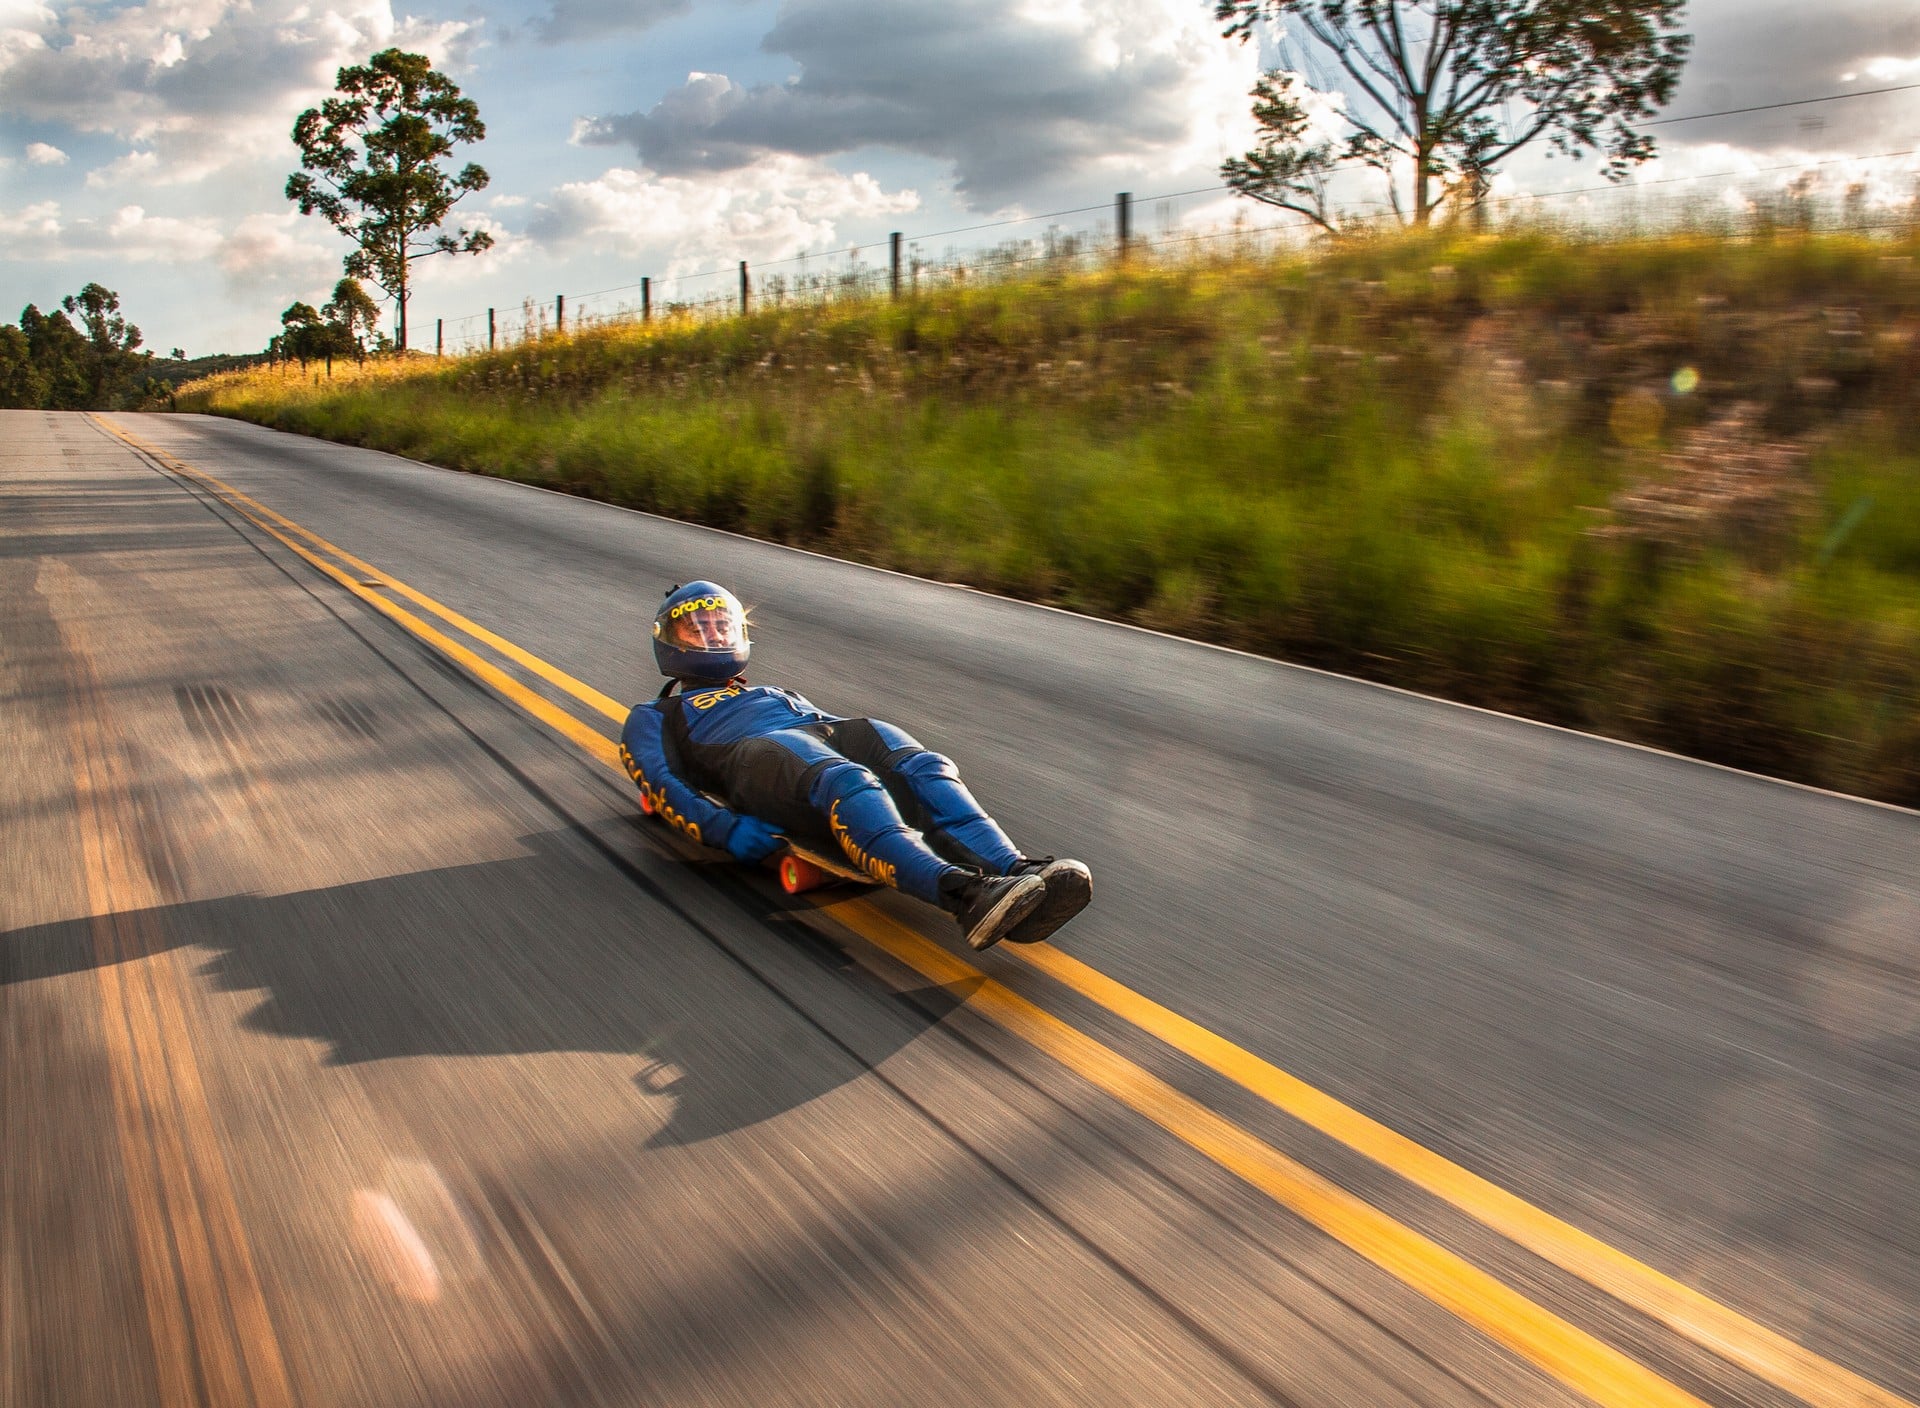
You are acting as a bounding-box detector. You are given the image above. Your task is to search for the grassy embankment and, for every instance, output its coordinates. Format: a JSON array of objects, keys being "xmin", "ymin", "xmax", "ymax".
[{"xmin": 181, "ymin": 229, "xmax": 1920, "ymax": 805}]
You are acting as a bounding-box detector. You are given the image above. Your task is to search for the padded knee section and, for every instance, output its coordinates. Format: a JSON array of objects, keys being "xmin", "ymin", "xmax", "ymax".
[
  {"xmin": 864, "ymin": 718, "xmax": 923, "ymax": 755},
  {"xmin": 807, "ymin": 759, "xmax": 950, "ymax": 905},
  {"xmin": 892, "ymin": 750, "xmax": 1021, "ymax": 874}
]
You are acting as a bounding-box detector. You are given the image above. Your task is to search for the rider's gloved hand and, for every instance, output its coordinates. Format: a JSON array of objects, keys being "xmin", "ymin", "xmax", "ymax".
[{"xmin": 725, "ymin": 814, "xmax": 783, "ymax": 864}]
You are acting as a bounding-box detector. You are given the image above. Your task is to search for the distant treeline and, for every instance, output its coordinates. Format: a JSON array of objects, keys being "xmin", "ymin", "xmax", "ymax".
[{"xmin": 0, "ymin": 281, "xmax": 256, "ymax": 411}]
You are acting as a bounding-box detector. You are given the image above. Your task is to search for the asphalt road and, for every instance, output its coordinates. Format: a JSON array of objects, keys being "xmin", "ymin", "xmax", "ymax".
[{"xmin": 4, "ymin": 407, "xmax": 1916, "ymax": 1408}]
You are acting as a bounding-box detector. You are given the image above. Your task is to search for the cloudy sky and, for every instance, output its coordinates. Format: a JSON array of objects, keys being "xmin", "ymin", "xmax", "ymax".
[{"xmin": 2, "ymin": 0, "xmax": 1916, "ymax": 354}]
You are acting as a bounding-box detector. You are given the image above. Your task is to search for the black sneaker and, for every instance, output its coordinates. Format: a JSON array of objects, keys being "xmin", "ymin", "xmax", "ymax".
[
  {"xmin": 948, "ymin": 872, "xmax": 1047, "ymax": 952},
  {"xmin": 1005, "ymin": 858, "xmax": 1093, "ymax": 944}
]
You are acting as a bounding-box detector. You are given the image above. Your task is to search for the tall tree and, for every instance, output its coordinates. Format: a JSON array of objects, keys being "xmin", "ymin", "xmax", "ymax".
[
  {"xmin": 276, "ymin": 302, "xmax": 331, "ymax": 367},
  {"xmin": 20, "ymin": 303, "xmax": 99, "ymax": 410},
  {"xmin": 1217, "ymin": 1, "xmax": 1691, "ymax": 229},
  {"xmin": 286, "ymin": 48, "xmax": 492, "ymax": 351},
  {"xmin": 0, "ymin": 325, "xmax": 47, "ymax": 410},
  {"xmin": 61, "ymin": 282, "xmax": 145, "ymax": 405},
  {"xmin": 270, "ymin": 278, "xmax": 387, "ymax": 370},
  {"xmin": 321, "ymin": 277, "xmax": 384, "ymax": 360}
]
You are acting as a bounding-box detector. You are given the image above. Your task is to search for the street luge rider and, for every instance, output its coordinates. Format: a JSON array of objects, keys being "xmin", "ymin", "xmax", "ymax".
[{"xmin": 621, "ymin": 581, "xmax": 1092, "ymax": 951}]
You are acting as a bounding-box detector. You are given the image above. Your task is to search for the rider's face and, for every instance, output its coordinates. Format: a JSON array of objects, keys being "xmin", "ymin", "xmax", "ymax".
[{"xmin": 673, "ymin": 607, "xmax": 742, "ymax": 650}]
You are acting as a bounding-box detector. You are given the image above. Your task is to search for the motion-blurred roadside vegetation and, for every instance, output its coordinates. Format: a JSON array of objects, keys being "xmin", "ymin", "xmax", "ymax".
[{"xmin": 180, "ymin": 225, "xmax": 1920, "ymax": 805}]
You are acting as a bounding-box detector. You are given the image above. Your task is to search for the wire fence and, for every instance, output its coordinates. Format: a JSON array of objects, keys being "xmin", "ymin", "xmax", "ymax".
[{"xmin": 422, "ymin": 147, "xmax": 1920, "ymax": 356}]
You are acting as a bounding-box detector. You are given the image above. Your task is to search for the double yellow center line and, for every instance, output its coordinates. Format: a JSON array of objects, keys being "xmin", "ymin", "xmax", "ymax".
[{"xmin": 95, "ymin": 415, "xmax": 1909, "ymax": 1408}]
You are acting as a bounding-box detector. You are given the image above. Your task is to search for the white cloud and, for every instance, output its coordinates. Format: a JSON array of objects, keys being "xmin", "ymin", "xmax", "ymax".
[
  {"xmin": 1663, "ymin": 1, "xmax": 1919, "ymax": 156},
  {"xmin": 25, "ymin": 140, "xmax": 66, "ymax": 164},
  {"xmin": 103, "ymin": 204, "xmax": 225, "ymax": 261},
  {"xmin": 0, "ymin": 0, "xmax": 483, "ymax": 183},
  {"xmin": 575, "ymin": 0, "xmax": 1259, "ymax": 208},
  {"xmin": 88, "ymin": 151, "xmax": 161, "ymax": 188},
  {"xmin": 0, "ymin": 197, "xmax": 362, "ymax": 280},
  {"xmin": 413, "ymin": 213, "xmax": 530, "ymax": 289},
  {"xmin": 1487, "ymin": 139, "xmax": 1920, "ymax": 225},
  {"xmin": 218, "ymin": 211, "xmax": 342, "ymax": 287},
  {"xmin": 0, "ymin": 0, "xmax": 52, "ymax": 26},
  {"xmin": 528, "ymin": 154, "xmax": 919, "ymax": 275},
  {"xmin": 1854, "ymin": 53, "xmax": 1920, "ymax": 80},
  {"xmin": 0, "ymin": 200, "xmax": 222, "ymax": 261},
  {"xmin": 0, "ymin": 199, "xmax": 62, "ymax": 255}
]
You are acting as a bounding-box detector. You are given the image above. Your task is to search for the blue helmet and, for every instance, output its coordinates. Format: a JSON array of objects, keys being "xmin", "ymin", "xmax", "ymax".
[{"xmin": 652, "ymin": 581, "xmax": 750, "ymax": 684}]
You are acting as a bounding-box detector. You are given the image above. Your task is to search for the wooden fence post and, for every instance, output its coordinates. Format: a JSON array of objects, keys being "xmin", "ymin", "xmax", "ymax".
[
  {"xmin": 556, "ymin": 293, "xmax": 565, "ymax": 334},
  {"xmin": 1116, "ymin": 191, "xmax": 1132, "ymax": 263},
  {"xmin": 488, "ymin": 307, "xmax": 496, "ymax": 351},
  {"xmin": 642, "ymin": 277, "xmax": 651, "ymax": 322},
  {"xmin": 436, "ymin": 318, "xmax": 443, "ymax": 357},
  {"xmin": 739, "ymin": 261, "xmax": 749, "ymax": 315},
  {"xmin": 890, "ymin": 232, "xmax": 902, "ymax": 299}
]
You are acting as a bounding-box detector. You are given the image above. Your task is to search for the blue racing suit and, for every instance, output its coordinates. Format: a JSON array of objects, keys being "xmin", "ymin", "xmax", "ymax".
[{"xmin": 620, "ymin": 682, "xmax": 1022, "ymax": 906}]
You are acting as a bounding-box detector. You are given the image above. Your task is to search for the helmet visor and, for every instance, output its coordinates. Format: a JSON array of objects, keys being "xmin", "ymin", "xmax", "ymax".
[{"xmin": 659, "ymin": 596, "xmax": 747, "ymax": 652}]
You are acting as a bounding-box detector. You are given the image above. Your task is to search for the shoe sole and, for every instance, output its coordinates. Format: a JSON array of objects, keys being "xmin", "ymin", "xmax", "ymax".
[
  {"xmin": 965, "ymin": 876, "xmax": 1047, "ymax": 951},
  {"xmin": 1006, "ymin": 861, "xmax": 1093, "ymax": 944}
]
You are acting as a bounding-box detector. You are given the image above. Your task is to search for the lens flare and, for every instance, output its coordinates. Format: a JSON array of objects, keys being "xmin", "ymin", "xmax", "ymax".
[{"xmin": 1671, "ymin": 366, "xmax": 1700, "ymax": 395}]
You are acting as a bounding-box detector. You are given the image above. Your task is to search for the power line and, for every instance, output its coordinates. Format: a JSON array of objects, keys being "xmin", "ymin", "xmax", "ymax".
[
  {"xmin": 1639, "ymin": 81, "xmax": 1920, "ymax": 128},
  {"xmin": 537, "ymin": 94, "xmax": 1920, "ymax": 302},
  {"xmin": 893, "ymin": 186, "xmax": 1235, "ymax": 248},
  {"xmin": 427, "ymin": 82, "xmax": 1920, "ymax": 338},
  {"xmin": 552, "ymin": 185, "xmax": 1242, "ymax": 296},
  {"xmin": 1491, "ymin": 146, "xmax": 1918, "ymax": 205}
]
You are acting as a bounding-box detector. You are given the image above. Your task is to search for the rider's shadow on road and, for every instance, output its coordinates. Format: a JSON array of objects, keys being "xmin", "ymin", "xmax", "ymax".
[{"xmin": 2, "ymin": 823, "xmax": 971, "ymax": 1150}]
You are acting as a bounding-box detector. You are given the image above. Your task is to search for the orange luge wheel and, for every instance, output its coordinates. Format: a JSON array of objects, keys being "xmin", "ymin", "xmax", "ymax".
[{"xmin": 779, "ymin": 854, "xmax": 826, "ymax": 894}]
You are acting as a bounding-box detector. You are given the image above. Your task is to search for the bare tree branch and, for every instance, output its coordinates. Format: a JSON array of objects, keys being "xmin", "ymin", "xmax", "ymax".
[
  {"xmin": 1299, "ymin": 10, "xmax": 1415, "ymax": 140},
  {"xmin": 1216, "ymin": 0, "xmax": 1690, "ymax": 229}
]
